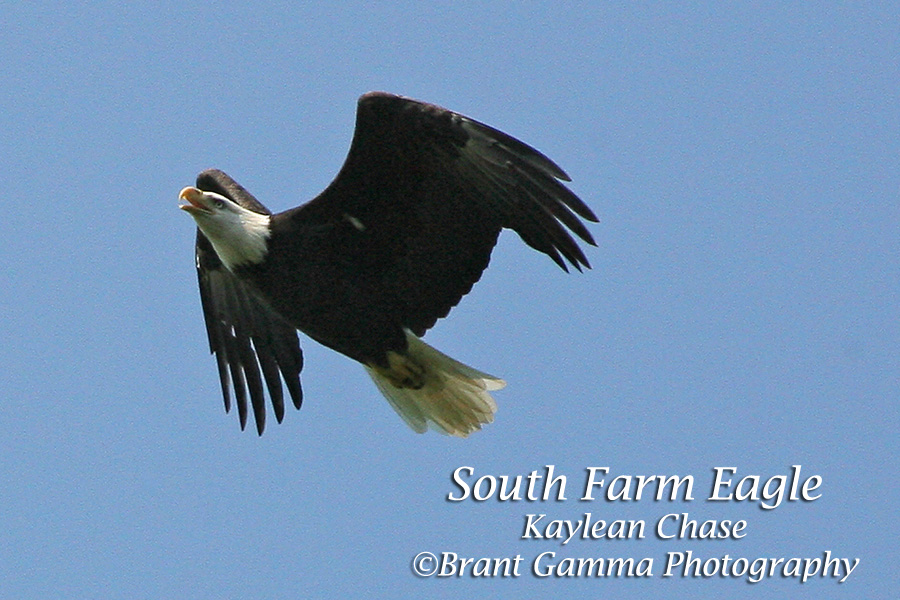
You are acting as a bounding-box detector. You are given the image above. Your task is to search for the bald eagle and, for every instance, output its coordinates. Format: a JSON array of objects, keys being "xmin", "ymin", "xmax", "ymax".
[{"xmin": 179, "ymin": 92, "xmax": 597, "ymax": 437}]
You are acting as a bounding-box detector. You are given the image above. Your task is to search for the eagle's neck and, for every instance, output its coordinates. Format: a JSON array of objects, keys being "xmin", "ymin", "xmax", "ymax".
[{"xmin": 202, "ymin": 209, "xmax": 272, "ymax": 272}]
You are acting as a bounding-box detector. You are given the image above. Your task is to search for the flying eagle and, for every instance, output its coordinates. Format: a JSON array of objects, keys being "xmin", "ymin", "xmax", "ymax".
[{"xmin": 179, "ymin": 92, "xmax": 597, "ymax": 437}]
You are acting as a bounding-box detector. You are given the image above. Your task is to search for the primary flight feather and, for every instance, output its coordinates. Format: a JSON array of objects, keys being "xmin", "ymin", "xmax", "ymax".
[{"xmin": 179, "ymin": 92, "xmax": 597, "ymax": 436}]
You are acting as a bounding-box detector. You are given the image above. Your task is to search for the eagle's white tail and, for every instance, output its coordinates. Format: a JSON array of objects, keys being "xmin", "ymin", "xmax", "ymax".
[{"xmin": 364, "ymin": 331, "xmax": 505, "ymax": 437}]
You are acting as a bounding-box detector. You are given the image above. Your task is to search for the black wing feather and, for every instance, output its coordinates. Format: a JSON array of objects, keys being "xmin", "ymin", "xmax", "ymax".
[
  {"xmin": 293, "ymin": 92, "xmax": 598, "ymax": 335},
  {"xmin": 193, "ymin": 171, "xmax": 304, "ymax": 434}
]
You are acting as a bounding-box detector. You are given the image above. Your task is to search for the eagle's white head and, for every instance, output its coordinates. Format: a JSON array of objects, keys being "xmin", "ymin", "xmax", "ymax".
[{"xmin": 179, "ymin": 187, "xmax": 271, "ymax": 271}]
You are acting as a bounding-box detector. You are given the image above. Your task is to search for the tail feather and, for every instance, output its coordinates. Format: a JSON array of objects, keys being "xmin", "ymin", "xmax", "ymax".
[{"xmin": 364, "ymin": 331, "xmax": 505, "ymax": 437}]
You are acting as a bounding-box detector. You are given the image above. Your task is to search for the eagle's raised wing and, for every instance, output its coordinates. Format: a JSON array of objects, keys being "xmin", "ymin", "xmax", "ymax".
[{"xmin": 292, "ymin": 92, "xmax": 598, "ymax": 336}]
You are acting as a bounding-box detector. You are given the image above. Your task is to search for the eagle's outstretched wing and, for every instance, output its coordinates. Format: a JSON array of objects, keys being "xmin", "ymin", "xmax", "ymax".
[
  {"xmin": 292, "ymin": 92, "xmax": 598, "ymax": 336},
  {"xmin": 193, "ymin": 170, "xmax": 304, "ymax": 434}
]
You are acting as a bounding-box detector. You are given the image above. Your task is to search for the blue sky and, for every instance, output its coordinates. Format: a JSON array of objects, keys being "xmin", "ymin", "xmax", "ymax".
[{"xmin": 1, "ymin": 3, "xmax": 896, "ymax": 598}]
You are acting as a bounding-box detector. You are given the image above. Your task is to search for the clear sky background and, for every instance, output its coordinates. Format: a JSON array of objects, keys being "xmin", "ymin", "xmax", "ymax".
[{"xmin": 1, "ymin": 3, "xmax": 896, "ymax": 599}]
